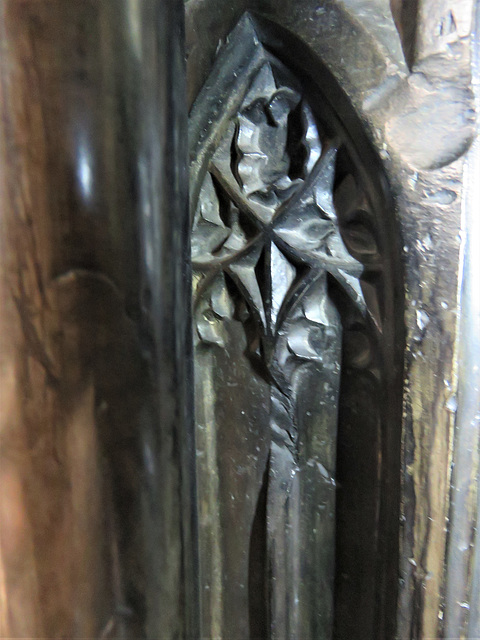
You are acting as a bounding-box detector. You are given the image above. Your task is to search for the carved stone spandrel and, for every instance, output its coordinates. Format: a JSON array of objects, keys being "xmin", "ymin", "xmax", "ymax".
[
  {"xmin": 189, "ymin": 11, "xmax": 400, "ymax": 640},
  {"xmin": 186, "ymin": 0, "xmax": 478, "ymax": 639}
]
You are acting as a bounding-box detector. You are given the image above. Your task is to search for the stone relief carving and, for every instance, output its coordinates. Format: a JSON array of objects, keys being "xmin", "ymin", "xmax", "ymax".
[{"xmin": 190, "ymin": 14, "xmax": 385, "ymax": 639}]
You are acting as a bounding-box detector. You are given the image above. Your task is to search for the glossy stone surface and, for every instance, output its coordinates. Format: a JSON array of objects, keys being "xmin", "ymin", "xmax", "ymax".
[{"xmin": 0, "ymin": 1, "xmax": 196, "ymax": 637}]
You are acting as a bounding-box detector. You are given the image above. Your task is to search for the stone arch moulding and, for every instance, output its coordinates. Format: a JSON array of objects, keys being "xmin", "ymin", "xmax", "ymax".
[
  {"xmin": 188, "ymin": 8, "xmax": 405, "ymax": 640},
  {"xmin": 187, "ymin": 0, "xmax": 477, "ymax": 638}
]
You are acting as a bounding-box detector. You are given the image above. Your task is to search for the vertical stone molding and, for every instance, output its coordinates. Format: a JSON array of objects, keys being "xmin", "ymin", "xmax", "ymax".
[{"xmin": 0, "ymin": 1, "xmax": 196, "ymax": 638}]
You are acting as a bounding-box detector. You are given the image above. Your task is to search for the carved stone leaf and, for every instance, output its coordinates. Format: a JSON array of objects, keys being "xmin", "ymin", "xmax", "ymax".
[
  {"xmin": 191, "ymin": 173, "xmax": 230, "ymax": 263},
  {"xmin": 195, "ymin": 273, "xmax": 234, "ymax": 347},
  {"xmin": 286, "ymin": 318, "xmax": 338, "ymax": 363},
  {"xmin": 235, "ymin": 85, "xmax": 301, "ymax": 201},
  {"xmin": 192, "ymin": 172, "xmax": 257, "ymax": 265},
  {"xmin": 274, "ymin": 208, "xmax": 334, "ymax": 254}
]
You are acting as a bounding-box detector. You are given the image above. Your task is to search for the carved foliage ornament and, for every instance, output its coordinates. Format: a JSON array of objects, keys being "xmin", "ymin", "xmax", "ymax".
[{"xmin": 189, "ymin": 14, "xmax": 383, "ymax": 640}]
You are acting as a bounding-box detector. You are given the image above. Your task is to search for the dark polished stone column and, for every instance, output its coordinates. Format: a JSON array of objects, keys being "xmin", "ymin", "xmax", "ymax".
[{"xmin": 0, "ymin": 1, "xmax": 197, "ymax": 637}]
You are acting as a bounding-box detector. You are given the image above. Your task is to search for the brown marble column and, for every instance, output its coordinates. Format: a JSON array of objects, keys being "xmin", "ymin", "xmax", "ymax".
[{"xmin": 0, "ymin": 1, "xmax": 196, "ymax": 638}]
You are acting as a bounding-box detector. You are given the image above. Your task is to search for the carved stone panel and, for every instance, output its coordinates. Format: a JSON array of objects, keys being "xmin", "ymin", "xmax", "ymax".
[{"xmin": 189, "ymin": 14, "xmax": 399, "ymax": 640}]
